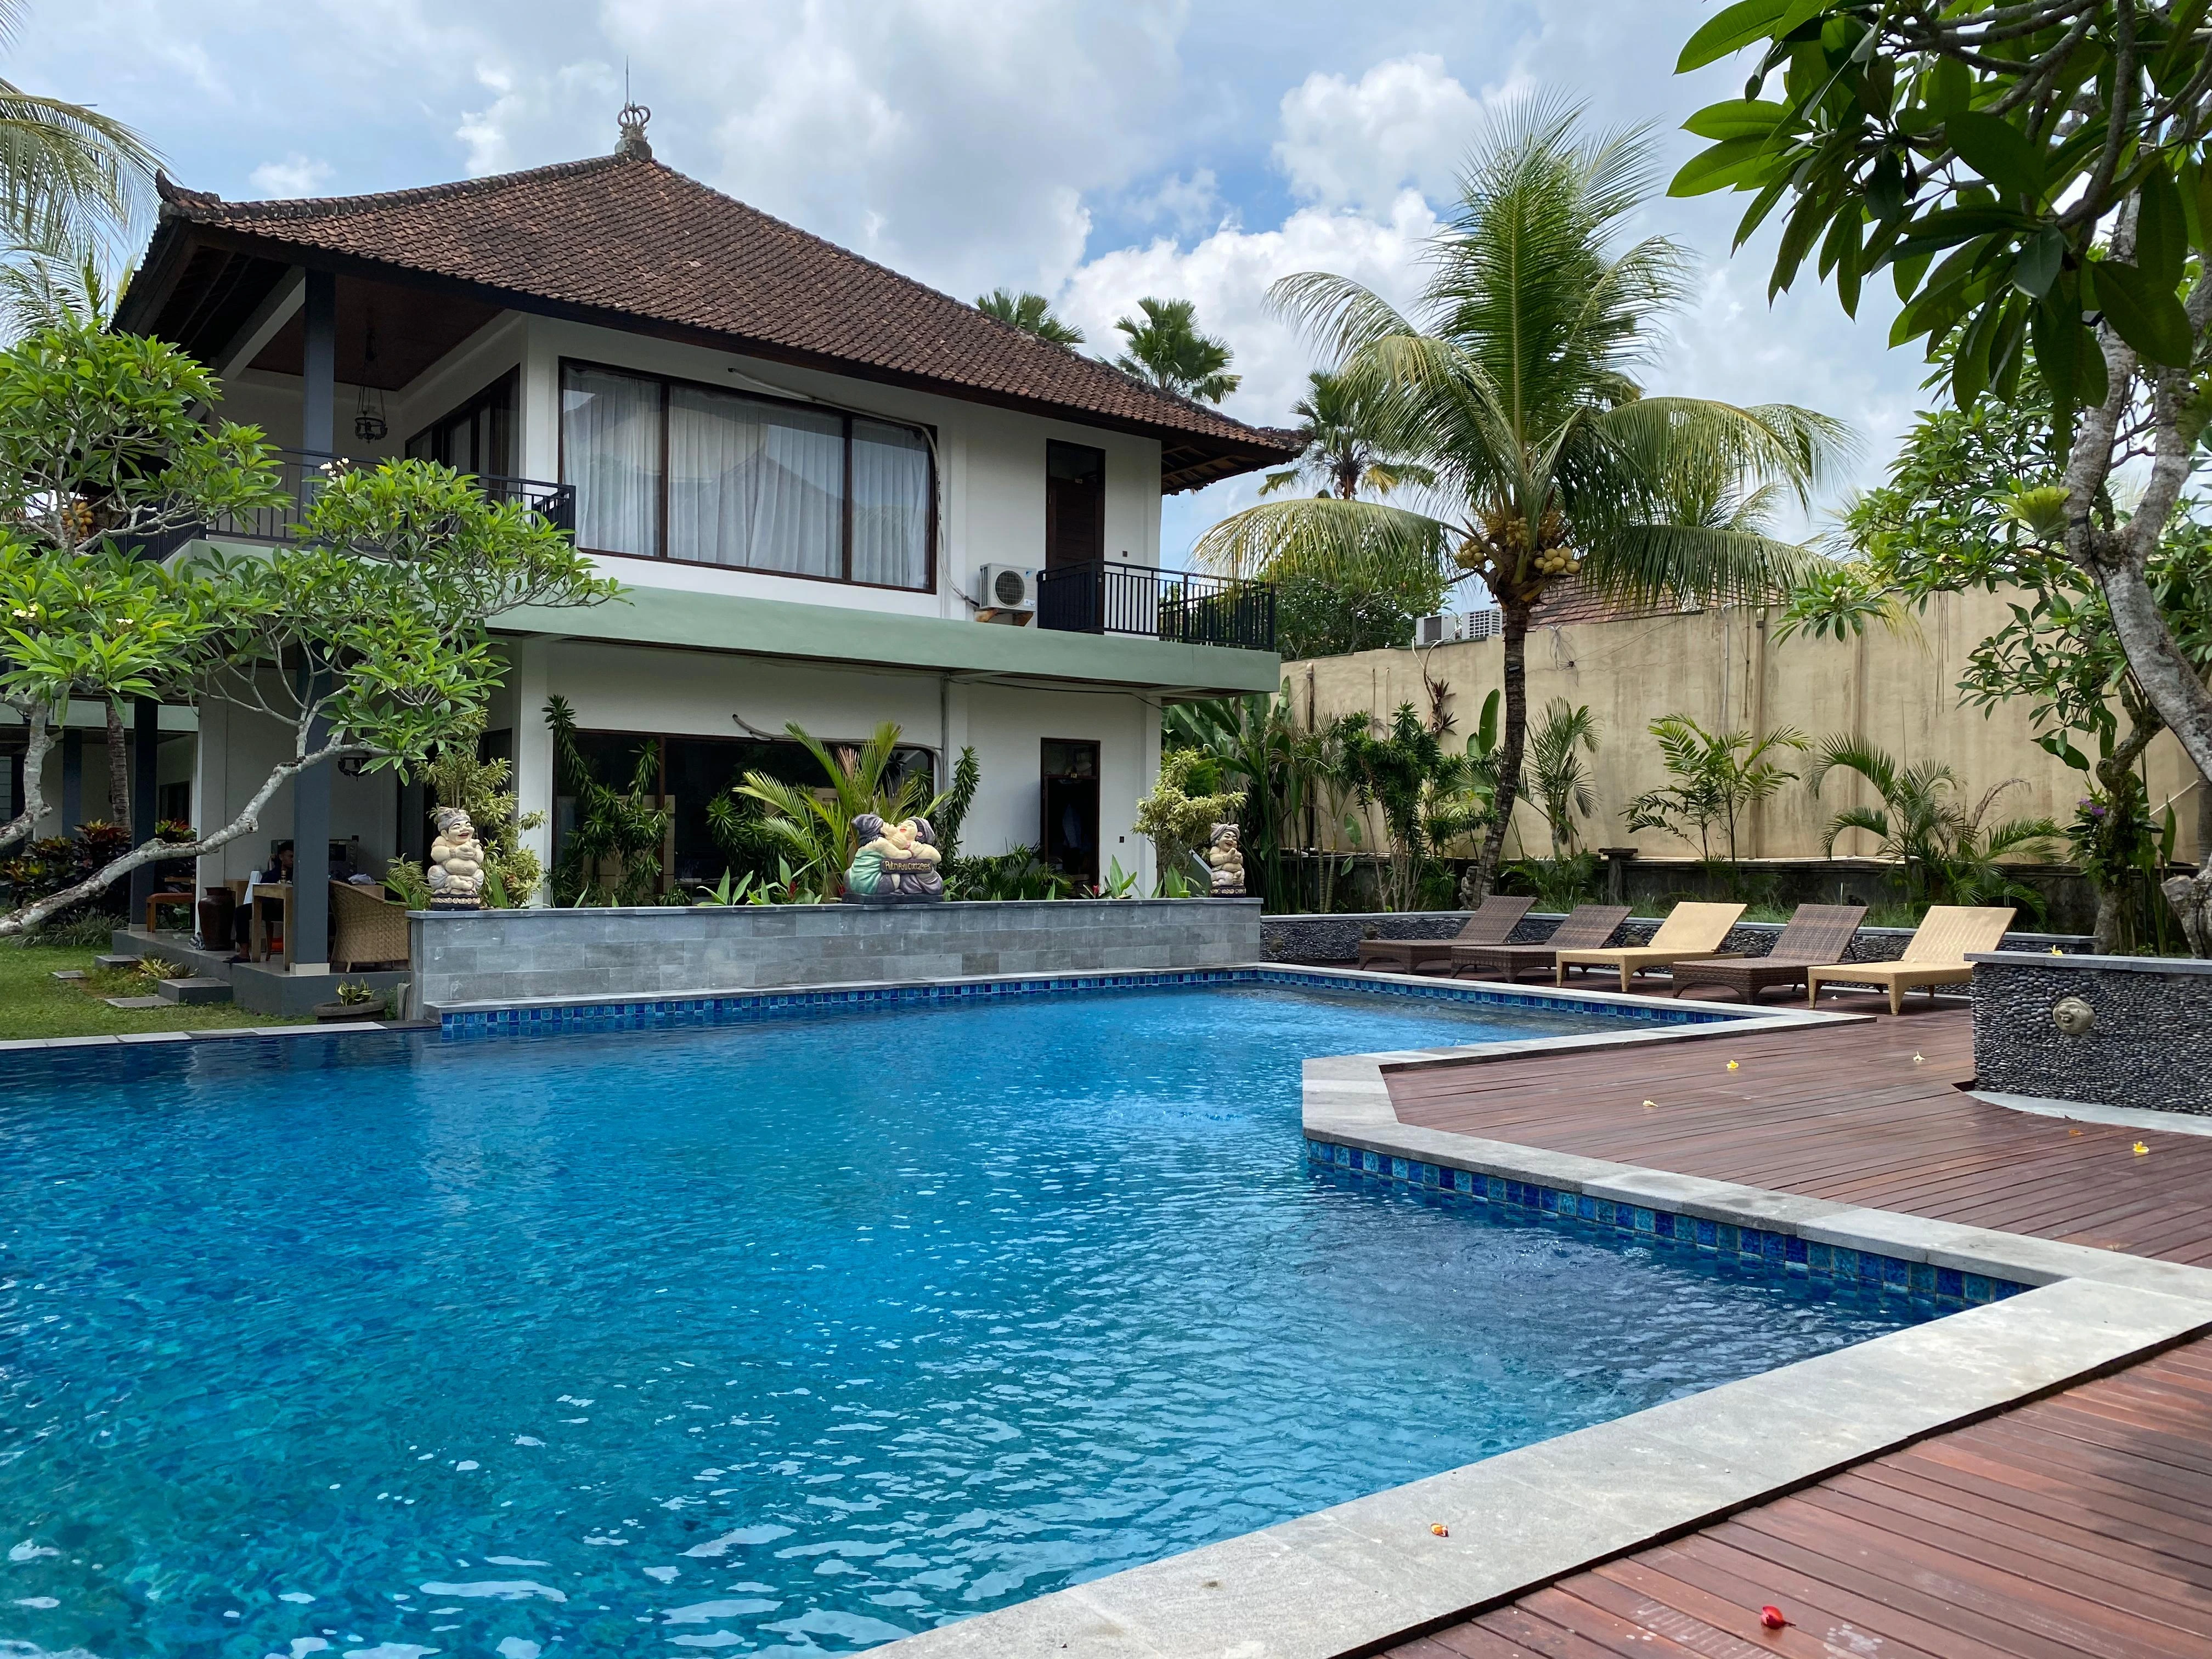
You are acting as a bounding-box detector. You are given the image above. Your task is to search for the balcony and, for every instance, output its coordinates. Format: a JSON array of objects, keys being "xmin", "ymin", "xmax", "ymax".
[
  {"xmin": 1035, "ymin": 560, "xmax": 1276, "ymax": 653},
  {"xmin": 143, "ymin": 449, "xmax": 576, "ymax": 555}
]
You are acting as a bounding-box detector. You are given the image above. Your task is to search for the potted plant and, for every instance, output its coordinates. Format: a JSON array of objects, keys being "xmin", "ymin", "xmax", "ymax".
[{"xmin": 313, "ymin": 979, "xmax": 386, "ymax": 1023}]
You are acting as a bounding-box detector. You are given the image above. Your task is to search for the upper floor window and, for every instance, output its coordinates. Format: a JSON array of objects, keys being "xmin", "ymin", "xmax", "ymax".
[
  {"xmin": 560, "ymin": 361, "xmax": 934, "ymax": 591},
  {"xmin": 407, "ymin": 370, "xmax": 517, "ymax": 477},
  {"xmin": 1046, "ymin": 440, "xmax": 1104, "ymax": 569}
]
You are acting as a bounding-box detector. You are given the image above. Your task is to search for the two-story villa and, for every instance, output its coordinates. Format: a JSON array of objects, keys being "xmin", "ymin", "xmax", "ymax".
[{"xmin": 106, "ymin": 111, "xmax": 1290, "ymax": 965}]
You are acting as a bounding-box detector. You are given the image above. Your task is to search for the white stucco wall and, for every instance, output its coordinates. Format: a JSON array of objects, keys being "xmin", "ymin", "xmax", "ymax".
[
  {"xmin": 190, "ymin": 690, "xmax": 399, "ymax": 888},
  {"xmin": 208, "ymin": 309, "xmax": 1167, "ymax": 628}
]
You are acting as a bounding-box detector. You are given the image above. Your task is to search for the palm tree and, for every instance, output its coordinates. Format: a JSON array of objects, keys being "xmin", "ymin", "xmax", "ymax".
[
  {"xmin": 1261, "ymin": 369, "xmax": 1436, "ymax": 500},
  {"xmin": 1194, "ymin": 101, "xmax": 1848, "ymax": 899},
  {"xmin": 0, "ymin": 1, "xmax": 155, "ymax": 268},
  {"xmin": 1807, "ymin": 736, "xmax": 2060, "ymax": 921},
  {"xmin": 1113, "ymin": 296, "xmax": 1239, "ymax": 403},
  {"xmin": 1527, "ymin": 698, "xmax": 1600, "ymax": 861},
  {"xmin": 975, "ymin": 287, "xmax": 1083, "ymax": 347}
]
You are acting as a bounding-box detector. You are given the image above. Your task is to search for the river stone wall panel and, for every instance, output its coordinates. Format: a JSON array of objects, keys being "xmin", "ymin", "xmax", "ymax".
[
  {"xmin": 410, "ymin": 898, "xmax": 1264, "ymax": 1013},
  {"xmin": 1971, "ymin": 952, "xmax": 2212, "ymax": 1114}
]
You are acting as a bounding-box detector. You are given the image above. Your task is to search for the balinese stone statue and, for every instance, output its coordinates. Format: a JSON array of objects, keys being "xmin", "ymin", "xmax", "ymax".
[
  {"xmin": 1205, "ymin": 821, "xmax": 1245, "ymax": 897},
  {"xmin": 427, "ymin": 806, "xmax": 487, "ymax": 910},
  {"xmin": 845, "ymin": 814, "xmax": 945, "ymax": 902}
]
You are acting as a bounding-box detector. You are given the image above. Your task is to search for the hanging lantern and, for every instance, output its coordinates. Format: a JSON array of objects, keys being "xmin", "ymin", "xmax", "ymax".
[{"xmin": 353, "ymin": 319, "xmax": 388, "ymax": 442}]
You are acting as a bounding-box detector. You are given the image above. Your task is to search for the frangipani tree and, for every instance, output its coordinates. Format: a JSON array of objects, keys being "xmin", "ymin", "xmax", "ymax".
[
  {"xmin": 0, "ymin": 324, "xmax": 618, "ymax": 935},
  {"xmin": 1195, "ymin": 102, "xmax": 1849, "ymax": 898}
]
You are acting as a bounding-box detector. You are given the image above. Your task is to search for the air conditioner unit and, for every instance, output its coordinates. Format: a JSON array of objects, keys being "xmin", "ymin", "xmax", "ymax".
[
  {"xmin": 977, "ymin": 563, "xmax": 1037, "ymax": 623},
  {"xmin": 1412, "ymin": 611, "xmax": 1466, "ymax": 648}
]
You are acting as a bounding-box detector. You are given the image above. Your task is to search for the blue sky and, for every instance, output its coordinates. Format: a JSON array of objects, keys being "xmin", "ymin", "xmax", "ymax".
[{"xmin": 16, "ymin": 0, "xmax": 1929, "ymax": 560}]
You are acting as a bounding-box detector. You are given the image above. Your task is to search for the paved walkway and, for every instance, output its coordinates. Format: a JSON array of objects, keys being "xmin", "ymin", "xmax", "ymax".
[
  {"xmin": 1387, "ymin": 1331, "xmax": 2212, "ymax": 1659},
  {"xmin": 1386, "ymin": 1008, "xmax": 2212, "ymax": 1265}
]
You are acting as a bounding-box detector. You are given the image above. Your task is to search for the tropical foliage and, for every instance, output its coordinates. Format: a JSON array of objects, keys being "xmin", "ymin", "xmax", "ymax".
[
  {"xmin": 1808, "ymin": 736, "xmax": 2061, "ymax": 921},
  {"xmin": 1113, "ymin": 296, "xmax": 1239, "ymax": 403},
  {"xmin": 975, "ymin": 287, "xmax": 1083, "ymax": 346},
  {"xmin": 546, "ymin": 697, "xmax": 669, "ymax": 908},
  {"xmin": 404, "ymin": 706, "xmax": 544, "ymax": 907},
  {"xmin": 1337, "ymin": 699, "xmax": 1503, "ymax": 912},
  {"xmin": 733, "ymin": 722, "xmax": 946, "ymax": 904},
  {"xmin": 1527, "ymin": 698, "xmax": 1601, "ymax": 860},
  {"xmin": 1261, "ymin": 369, "xmax": 1437, "ymax": 500},
  {"xmin": 1133, "ymin": 748, "xmax": 1245, "ymax": 890},
  {"xmin": 1193, "ymin": 102, "xmax": 1844, "ymax": 902},
  {"xmin": 1668, "ymin": 0, "xmax": 2212, "ymax": 950},
  {"xmin": 1623, "ymin": 716, "xmax": 1809, "ymax": 873},
  {"xmin": 0, "ymin": 323, "xmax": 614, "ymax": 935}
]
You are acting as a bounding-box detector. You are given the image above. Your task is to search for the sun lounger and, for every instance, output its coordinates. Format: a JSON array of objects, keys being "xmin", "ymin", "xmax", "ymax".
[
  {"xmin": 1447, "ymin": 904, "xmax": 1630, "ymax": 982},
  {"xmin": 1805, "ymin": 905, "xmax": 2016, "ymax": 1014},
  {"xmin": 1553, "ymin": 901, "xmax": 1747, "ymax": 992},
  {"xmin": 1355, "ymin": 894, "xmax": 1535, "ymax": 973},
  {"xmin": 1666, "ymin": 904, "xmax": 1867, "ymax": 1005}
]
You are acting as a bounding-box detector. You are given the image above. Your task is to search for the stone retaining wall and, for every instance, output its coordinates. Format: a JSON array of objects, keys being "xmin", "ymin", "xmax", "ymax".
[
  {"xmin": 1970, "ymin": 952, "xmax": 2212, "ymax": 1113},
  {"xmin": 410, "ymin": 898, "xmax": 1264, "ymax": 1014},
  {"xmin": 1260, "ymin": 910, "xmax": 2089, "ymax": 965}
]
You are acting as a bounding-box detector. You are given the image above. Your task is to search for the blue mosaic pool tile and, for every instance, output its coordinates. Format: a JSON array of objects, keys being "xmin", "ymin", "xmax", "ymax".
[{"xmin": 1302, "ymin": 1136, "xmax": 2025, "ymax": 1310}]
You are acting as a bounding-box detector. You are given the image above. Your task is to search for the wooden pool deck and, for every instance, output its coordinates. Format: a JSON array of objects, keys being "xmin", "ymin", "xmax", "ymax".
[
  {"xmin": 1387, "ymin": 1006, "xmax": 2212, "ymax": 1266},
  {"xmin": 1387, "ymin": 1330, "xmax": 2212, "ymax": 1659},
  {"xmin": 1375, "ymin": 1005, "xmax": 2212, "ymax": 1659}
]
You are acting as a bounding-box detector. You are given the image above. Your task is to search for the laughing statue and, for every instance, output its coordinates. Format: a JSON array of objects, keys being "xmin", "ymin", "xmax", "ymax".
[
  {"xmin": 1206, "ymin": 821, "xmax": 1245, "ymax": 897},
  {"xmin": 845, "ymin": 814, "xmax": 945, "ymax": 902}
]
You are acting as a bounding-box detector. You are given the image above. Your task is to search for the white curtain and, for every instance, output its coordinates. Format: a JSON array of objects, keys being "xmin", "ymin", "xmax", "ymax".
[
  {"xmin": 670, "ymin": 386, "xmax": 842, "ymax": 577},
  {"xmin": 561, "ymin": 366, "xmax": 663, "ymax": 558},
  {"xmin": 851, "ymin": 420, "xmax": 930, "ymax": 589}
]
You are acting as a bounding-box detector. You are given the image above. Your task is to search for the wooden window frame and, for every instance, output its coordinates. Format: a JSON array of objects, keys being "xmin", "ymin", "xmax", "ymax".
[{"xmin": 556, "ymin": 356, "xmax": 938, "ymax": 594}]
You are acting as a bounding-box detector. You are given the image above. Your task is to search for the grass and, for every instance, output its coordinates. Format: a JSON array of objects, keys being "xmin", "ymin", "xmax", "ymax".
[{"xmin": 0, "ymin": 940, "xmax": 307, "ymax": 1040}]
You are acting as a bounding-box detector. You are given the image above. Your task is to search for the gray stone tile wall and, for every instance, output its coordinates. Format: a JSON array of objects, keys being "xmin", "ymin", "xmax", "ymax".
[
  {"xmin": 411, "ymin": 899, "xmax": 1264, "ymax": 1012},
  {"xmin": 1971, "ymin": 953, "xmax": 2212, "ymax": 1113}
]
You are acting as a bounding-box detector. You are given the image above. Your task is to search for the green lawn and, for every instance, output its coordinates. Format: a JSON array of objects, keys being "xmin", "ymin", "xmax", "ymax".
[{"xmin": 0, "ymin": 942, "xmax": 308, "ymax": 1040}]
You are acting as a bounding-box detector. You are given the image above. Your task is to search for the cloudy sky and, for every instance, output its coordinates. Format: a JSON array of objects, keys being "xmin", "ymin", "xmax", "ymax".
[{"xmin": 18, "ymin": 0, "xmax": 1929, "ymax": 557}]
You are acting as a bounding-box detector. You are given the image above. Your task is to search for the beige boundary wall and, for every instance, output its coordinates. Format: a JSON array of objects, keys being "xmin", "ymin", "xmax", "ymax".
[{"xmin": 1285, "ymin": 588, "xmax": 2207, "ymax": 865}]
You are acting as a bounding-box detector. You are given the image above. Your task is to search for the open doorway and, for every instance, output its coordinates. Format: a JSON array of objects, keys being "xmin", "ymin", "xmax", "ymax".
[
  {"xmin": 1041, "ymin": 739, "xmax": 1099, "ymax": 884},
  {"xmin": 1045, "ymin": 441, "xmax": 1104, "ymax": 570}
]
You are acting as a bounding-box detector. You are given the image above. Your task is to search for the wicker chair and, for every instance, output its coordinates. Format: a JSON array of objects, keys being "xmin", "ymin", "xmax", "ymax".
[
  {"xmin": 330, "ymin": 879, "xmax": 409, "ymax": 971},
  {"xmin": 1353, "ymin": 894, "xmax": 1535, "ymax": 974},
  {"xmin": 1665, "ymin": 904, "xmax": 1868, "ymax": 1004},
  {"xmin": 1447, "ymin": 905, "xmax": 1631, "ymax": 982},
  {"xmin": 1806, "ymin": 906, "xmax": 2016, "ymax": 1014}
]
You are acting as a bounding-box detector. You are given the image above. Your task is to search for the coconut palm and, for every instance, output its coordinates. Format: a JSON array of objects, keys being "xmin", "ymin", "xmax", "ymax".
[
  {"xmin": 1113, "ymin": 296, "xmax": 1239, "ymax": 404},
  {"xmin": 0, "ymin": 1, "xmax": 155, "ymax": 265},
  {"xmin": 1194, "ymin": 101, "xmax": 1849, "ymax": 899},
  {"xmin": 1260, "ymin": 368, "xmax": 1436, "ymax": 500},
  {"xmin": 975, "ymin": 287, "xmax": 1083, "ymax": 347}
]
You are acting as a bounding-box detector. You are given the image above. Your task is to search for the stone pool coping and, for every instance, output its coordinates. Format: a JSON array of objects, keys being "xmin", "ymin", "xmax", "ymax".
[{"xmin": 881, "ymin": 979, "xmax": 2212, "ymax": 1659}]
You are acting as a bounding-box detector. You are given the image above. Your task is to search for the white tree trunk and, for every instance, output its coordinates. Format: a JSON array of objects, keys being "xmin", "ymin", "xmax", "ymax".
[{"xmin": 0, "ymin": 697, "xmax": 57, "ymax": 853}]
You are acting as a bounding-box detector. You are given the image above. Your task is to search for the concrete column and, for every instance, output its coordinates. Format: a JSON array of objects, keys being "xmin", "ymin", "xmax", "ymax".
[
  {"xmin": 127, "ymin": 698, "xmax": 159, "ymax": 920},
  {"xmin": 5, "ymin": 746, "xmax": 21, "ymax": 823},
  {"xmin": 508, "ymin": 639, "xmax": 554, "ymax": 904},
  {"xmin": 59, "ymin": 726, "xmax": 81, "ymax": 833},
  {"xmin": 291, "ymin": 669, "xmax": 332, "ymax": 972},
  {"xmin": 1139, "ymin": 695, "xmax": 1162, "ymax": 891},
  {"xmin": 301, "ymin": 269, "xmax": 337, "ymax": 458}
]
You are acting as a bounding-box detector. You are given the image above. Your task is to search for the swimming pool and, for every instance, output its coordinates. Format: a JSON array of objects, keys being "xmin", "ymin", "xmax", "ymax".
[{"xmin": 2, "ymin": 980, "xmax": 1921, "ymax": 1657}]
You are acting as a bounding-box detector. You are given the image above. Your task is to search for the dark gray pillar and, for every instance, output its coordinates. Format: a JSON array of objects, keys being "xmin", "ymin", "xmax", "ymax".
[
  {"xmin": 301, "ymin": 269, "xmax": 337, "ymax": 459},
  {"xmin": 6, "ymin": 747, "xmax": 21, "ymax": 821},
  {"xmin": 127, "ymin": 698, "xmax": 159, "ymax": 921},
  {"xmin": 60, "ymin": 726, "xmax": 81, "ymax": 833}
]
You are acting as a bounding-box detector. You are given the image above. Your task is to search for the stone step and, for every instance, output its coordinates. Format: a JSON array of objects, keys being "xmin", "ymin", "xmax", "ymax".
[
  {"xmin": 156, "ymin": 977, "xmax": 232, "ymax": 1006},
  {"xmin": 49, "ymin": 969, "xmax": 85, "ymax": 981},
  {"xmin": 92, "ymin": 953, "xmax": 141, "ymax": 970},
  {"xmin": 100, "ymin": 995, "xmax": 166, "ymax": 1009}
]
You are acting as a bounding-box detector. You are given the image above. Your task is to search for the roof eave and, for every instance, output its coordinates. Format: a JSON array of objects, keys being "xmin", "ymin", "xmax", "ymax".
[{"xmin": 131, "ymin": 218, "xmax": 1300, "ymax": 487}]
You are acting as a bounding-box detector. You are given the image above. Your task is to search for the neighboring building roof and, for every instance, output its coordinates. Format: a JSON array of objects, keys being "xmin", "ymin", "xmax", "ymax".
[
  {"xmin": 1530, "ymin": 575, "xmax": 1708, "ymax": 628},
  {"xmin": 119, "ymin": 150, "xmax": 1298, "ymax": 493}
]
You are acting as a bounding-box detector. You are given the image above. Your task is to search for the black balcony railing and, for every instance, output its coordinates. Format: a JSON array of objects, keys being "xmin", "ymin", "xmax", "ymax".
[
  {"xmin": 137, "ymin": 449, "xmax": 577, "ymax": 556},
  {"xmin": 1035, "ymin": 560, "xmax": 1275, "ymax": 652}
]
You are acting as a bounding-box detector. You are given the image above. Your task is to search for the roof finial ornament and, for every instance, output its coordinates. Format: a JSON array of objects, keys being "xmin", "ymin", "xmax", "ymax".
[{"xmin": 616, "ymin": 66, "xmax": 652, "ymax": 161}]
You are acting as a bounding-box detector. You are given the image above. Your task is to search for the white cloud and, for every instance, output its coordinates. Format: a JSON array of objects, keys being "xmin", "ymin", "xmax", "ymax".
[
  {"xmin": 1275, "ymin": 53, "xmax": 1526, "ymax": 212},
  {"xmin": 248, "ymin": 154, "xmax": 332, "ymax": 198}
]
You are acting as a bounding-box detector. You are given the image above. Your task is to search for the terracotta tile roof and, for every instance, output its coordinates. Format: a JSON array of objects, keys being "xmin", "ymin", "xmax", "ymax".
[
  {"xmin": 1529, "ymin": 575, "xmax": 1714, "ymax": 627},
  {"xmin": 138, "ymin": 155, "xmax": 1296, "ymax": 489}
]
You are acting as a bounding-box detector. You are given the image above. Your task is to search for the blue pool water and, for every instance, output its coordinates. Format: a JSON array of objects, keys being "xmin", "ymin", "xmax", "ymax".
[{"xmin": 1, "ymin": 983, "xmax": 1923, "ymax": 1658}]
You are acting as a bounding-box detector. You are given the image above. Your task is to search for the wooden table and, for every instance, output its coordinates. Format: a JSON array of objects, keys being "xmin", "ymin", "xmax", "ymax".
[
  {"xmin": 144, "ymin": 890, "xmax": 194, "ymax": 932},
  {"xmin": 246, "ymin": 882, "xmax": 292, "ymax": 967}
]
